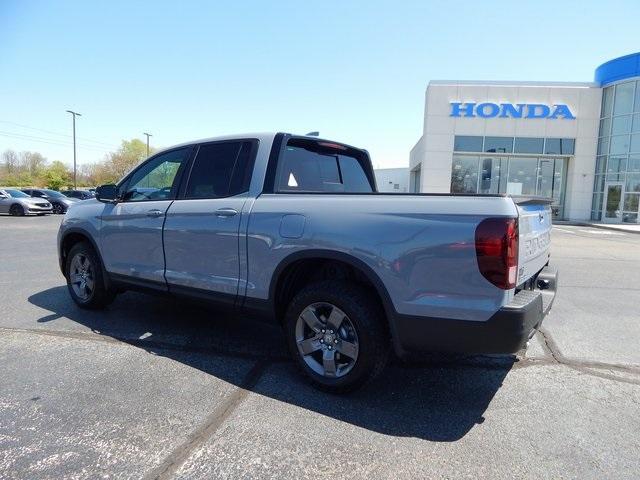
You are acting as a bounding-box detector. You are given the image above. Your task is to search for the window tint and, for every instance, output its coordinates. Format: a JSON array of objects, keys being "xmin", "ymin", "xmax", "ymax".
[
  {"xmin": 514, "ymin": 137, "xmax": 544, "ymax": 154},
  {"xmin": 184, "ymin": 141, "xmax": 253, "ymax": 199},
  {"xmin": 454, "ymin": 136, "xmax": 483, "ymax": 152},
  {"xmin": 275, "ymin": 140, "xmax": 373, "ymax": 193},
  {"xmin": 484, "ymin": 137, "xmax": 513, "ymax": 153},
  {"xmin": 122, "ymin": 148, "xmax": 189, "ymax": 202},
  {"xmin": 336, "ymin": 155, "xmax": 373, "ymax": 192},
  {"xmin": 43, "ymin": 189, "xmax": 64, "ymax": 198}
]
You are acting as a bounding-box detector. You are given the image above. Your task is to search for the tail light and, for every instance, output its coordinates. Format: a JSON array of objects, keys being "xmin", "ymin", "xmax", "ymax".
[{"xmin": 475, "ymin": 217, "xmax": 518, "ymax": 290}]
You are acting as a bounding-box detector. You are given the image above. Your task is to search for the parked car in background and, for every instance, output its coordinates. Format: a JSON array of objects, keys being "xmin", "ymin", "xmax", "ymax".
[
  {"xmin": 0, "ymin": 188, "xmax": 52, "ymax": 216},
  {"xmin": 57, "ymin": 132, "xmax": 557, "ymax": 392},
  {"xmin": 21, "ymin": 188, "xmax": 78, "ymax": 214},
  {"xmin": 62, "ymin": 190, "xmax": 95, "ymax": 200}
]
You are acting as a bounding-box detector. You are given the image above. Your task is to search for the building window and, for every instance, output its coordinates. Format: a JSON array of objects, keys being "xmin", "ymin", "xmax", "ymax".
[
  {"xmin": 484, "ymin": 137, "xmax": 513, "ymax": 153},
  {"xmin": 544, "ymin": 138, "xmax": 575, "ymax": 155},
  {"xmin": 612, "ymin": 115, "xmax": 632, "ymax": 135},
  {"xmin": 478, "ymin": 157, "xmax": 506, "ymax": 194},
  {"xmin": 453, "ymin": 135, "xmax": 483, "ymax": 152},
  {"xmin": 453, "ymin": 136, "xmax": 575, "ymax": 155},
  {"xmin": 593, "ymin": 79, "xmax": 640, "ymax": 224},
  {"xmin": 451, "ymin": 156, "xmax": 479, "ymax": 193},
  {"xmin": 450, "ymin": 155, "xmax": 567, "ymax": 217},
  {"xmin": 514, "ymin": 137, "xmax": 544, "ymax": 154},
  {"xmin": 613, "ymin": 82, "xmax": 635, "ymax": 116}
]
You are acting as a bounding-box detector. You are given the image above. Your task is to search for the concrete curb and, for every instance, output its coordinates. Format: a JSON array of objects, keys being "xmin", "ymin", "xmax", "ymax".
[{"xmin": 553, "ymin": 221, "xmax": 640, "ymax": 235}]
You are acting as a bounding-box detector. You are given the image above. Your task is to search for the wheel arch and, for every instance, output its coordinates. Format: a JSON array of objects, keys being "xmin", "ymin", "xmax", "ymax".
[
  {"xmin": 267, "ymin": 249, "xmax": 399, "ymax": 341},
  {"xmin": 59, "ymin": 229, "xmax": 111, "ymax": 289}
]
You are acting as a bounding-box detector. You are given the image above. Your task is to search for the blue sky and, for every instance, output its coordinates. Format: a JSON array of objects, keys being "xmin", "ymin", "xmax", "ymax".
[{"xmin": 1, "ymin": 0, "xmax": 638, "ymax": 169}]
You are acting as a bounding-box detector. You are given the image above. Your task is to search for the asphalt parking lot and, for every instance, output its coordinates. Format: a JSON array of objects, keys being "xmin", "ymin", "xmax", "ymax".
[{"xmin": 1, "ymin": 215, "xmax": 639, "ymax": 479}]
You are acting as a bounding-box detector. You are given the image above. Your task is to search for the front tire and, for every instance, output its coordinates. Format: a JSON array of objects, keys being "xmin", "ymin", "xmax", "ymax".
[
  {"xmin": 52, "ymin": 203, "xmax": 64, "ymax": 214},
  {"xmin": 9, "ymin": 204, "xmax": 24, "ymax": 216},
  {"xmin": 285, "ymin": 280, "xmax": 389, "ymax": 393},
  {"xmin": 65, "ymin": 242, "xmax": 115, "ymax": 309}
]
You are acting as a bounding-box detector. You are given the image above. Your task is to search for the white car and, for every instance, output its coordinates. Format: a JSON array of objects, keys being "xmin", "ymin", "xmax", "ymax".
[{"xmin": 0, "ymin": 188, "xmax": 53, "ymax": 216}]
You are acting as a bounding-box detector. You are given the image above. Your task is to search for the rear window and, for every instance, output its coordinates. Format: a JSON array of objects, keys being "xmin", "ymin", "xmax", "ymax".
[
  {"xmin": 275, "ymin": 138, "xmax": 373, "ymax": 193},
  {"xmin": 184, "ymin": 141, "xmax": 254, "ymax": 199}
]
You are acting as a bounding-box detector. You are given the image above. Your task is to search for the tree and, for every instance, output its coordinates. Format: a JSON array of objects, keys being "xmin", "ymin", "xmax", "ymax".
[
  {"xmin": 2, "ymin": 149, "xmax": 19, "ymax": 175},
  {"xmin": 43, "ymin": 161, "xmax": 71, "ymax": 190},
  {"xmin": 106, "ymin": 139, "xmax": 152, "ymax": 180},
  {"xmin": 20, "ymin": 151, "xmax": 47, "ymax": 178}
]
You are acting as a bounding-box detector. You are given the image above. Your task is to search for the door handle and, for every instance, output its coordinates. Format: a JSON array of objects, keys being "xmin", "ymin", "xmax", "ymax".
[
  {"xmin": 215, "ymin": 207, "xmax": 238, "ymax": 217},
  {"xmin": 146, "ymin": 209, "xmax": 164, "ymax": 217}
]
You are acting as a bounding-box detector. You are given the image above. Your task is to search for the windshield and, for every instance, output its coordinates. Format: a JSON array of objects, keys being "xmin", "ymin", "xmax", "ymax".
[
  {"xmin": 5, "ymin": 189, "xmax": 29, "ymax": 198},
  {"xmin": 42, "ymin": 189, "xmax": 64, "ymax": 198}
]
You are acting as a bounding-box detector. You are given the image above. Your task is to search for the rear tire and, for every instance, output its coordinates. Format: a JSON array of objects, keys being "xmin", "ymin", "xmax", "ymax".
[
  {"xmin": 65, "ymin": 241, "xmax": 115, "ymax": 309},
  {"xmin": 284, "ymin": 280, "xmax": 389, "ymax": 393},
  {"xmin": 9, "ymin": 204, "xmax": 24, "ymax": 216}
]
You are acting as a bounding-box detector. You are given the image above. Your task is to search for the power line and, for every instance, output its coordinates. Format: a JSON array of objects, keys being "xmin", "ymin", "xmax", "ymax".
[
  {"xmin": 0, "ymin": 131, "xmax": 115, "ymax": 153},
  {"xmin": 0, "ymin": 120, "xmax": 120, "ymax": 148}
]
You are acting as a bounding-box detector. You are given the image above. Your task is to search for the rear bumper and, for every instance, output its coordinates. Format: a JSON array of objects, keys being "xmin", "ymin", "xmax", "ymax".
[{"xmin": 393, "ymin": 266, "xmax": 558, "ymax": 356}]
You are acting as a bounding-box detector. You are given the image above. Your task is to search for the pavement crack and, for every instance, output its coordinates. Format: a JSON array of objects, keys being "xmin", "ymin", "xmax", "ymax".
[
  {"xmin": 143, "ymin": 359, "xmax": 270, "ymax": 480},
  {"xmin": 538, "ymin": 328, "xmax": 640, "ymax": 385}
]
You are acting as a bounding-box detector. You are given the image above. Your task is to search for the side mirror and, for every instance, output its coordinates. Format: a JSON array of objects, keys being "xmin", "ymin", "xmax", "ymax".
[{"xmin": 96, "ymin": 184, "xmax": 118, "ymax": 203}]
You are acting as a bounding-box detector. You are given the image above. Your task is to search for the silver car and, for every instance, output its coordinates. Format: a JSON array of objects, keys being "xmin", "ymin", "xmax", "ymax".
[
  {"xmin": 21, "ymin": 188, "xmax": 78, "ymax": 214},
  {"xmin": 0, "ymin": 188, "xmax": 53, "ymax": 216}
]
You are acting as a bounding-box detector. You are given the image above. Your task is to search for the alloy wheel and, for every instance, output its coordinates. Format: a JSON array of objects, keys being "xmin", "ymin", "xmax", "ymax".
[
  {"xmin": 69, "ymin": 253, "xmax": 95, "ymax": 301},
  {"xmin": 295, "ymin": 302, "xmax": 360, "ymax": 378}
]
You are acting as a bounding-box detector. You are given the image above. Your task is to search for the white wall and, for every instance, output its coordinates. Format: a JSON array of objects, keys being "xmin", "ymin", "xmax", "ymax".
[
  {"xmin": 374, "ymin": 168, "xmax": 409, "ymax": 192},
  {"xmin": 409, "ymin": 81, "xmax": 602, "ymax": 220}
]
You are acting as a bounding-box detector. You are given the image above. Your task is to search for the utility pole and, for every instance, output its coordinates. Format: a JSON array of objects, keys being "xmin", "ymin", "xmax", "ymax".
[
  {"xmin": 143, "ymin": 132, "xmax": 152, "ymax": 157},
  {"xmin": 66, "ymin": 110, "xmax": 81, "ymax": 189}
]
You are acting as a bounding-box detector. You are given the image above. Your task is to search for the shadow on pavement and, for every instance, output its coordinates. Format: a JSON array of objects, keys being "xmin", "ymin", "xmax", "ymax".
[{"xmin": 28, "ymin": 285, "xmax": 513, "ymax": 442}]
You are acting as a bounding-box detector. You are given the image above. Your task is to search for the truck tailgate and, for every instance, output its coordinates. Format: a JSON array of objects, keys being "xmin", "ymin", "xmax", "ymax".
[{"xmin": 514, "ymin": 197, "xmax": 552, "ymax": 286}]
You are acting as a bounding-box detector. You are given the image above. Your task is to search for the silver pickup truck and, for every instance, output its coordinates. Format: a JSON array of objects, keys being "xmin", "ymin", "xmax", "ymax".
[{"xmin": 57, "ymin": 132, "xmax": 557, "ymax": 392}]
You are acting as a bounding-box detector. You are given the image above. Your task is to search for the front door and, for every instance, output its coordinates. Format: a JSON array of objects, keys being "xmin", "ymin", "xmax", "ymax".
[
  {"xmin": 100, "ymin": 147, "xmax": 192, "ymax": 285},
  {"xmin": 163, "ymin": 140, "xmax": 256, "ymax": 303},
  {"xmin": 602, "ymin": 182, "xmax": 624, "ymax": 224}
]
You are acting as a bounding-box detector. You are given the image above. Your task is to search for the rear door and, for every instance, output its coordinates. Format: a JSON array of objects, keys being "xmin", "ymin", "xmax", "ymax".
[
  {"xmin": 163, "ymin": 140, "xmax": 256, "ymax": 303},
  {"xmin": 514, "ymin": 198, "xmax": 553, "ymax": 285},
  {"xmin": 99, "ymin": 147, "xmax": 192, "ymax": 286}
]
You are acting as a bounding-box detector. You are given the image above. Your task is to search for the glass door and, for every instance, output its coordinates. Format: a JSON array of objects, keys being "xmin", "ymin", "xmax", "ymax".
[{"xmin": 602, "ymin": 182, "xmax": 624, "ymax": 223}]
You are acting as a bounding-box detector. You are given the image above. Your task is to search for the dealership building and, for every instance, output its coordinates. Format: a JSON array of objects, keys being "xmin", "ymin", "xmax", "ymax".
[{"xmin": 409, "ymin": 52, "xmax": 640, "ymax": 223}]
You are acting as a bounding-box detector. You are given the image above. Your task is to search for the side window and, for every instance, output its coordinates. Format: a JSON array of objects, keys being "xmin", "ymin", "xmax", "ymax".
[
  {"xmin": 121, "ymin": 148, "xmax": 189, "ymax": 202},
  {"xmin": 275, "ymin": 140, "xmax": 374, "ymax": 193},
  {"xmin": 184, "ymin": 141, "xmax": 254, "ymax": 199}
]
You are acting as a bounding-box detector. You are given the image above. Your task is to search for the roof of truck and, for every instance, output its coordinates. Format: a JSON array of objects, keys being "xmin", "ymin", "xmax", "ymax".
[{"xmin": 154, "ymin": 132, "xmax": 363, "ymax": 155}]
